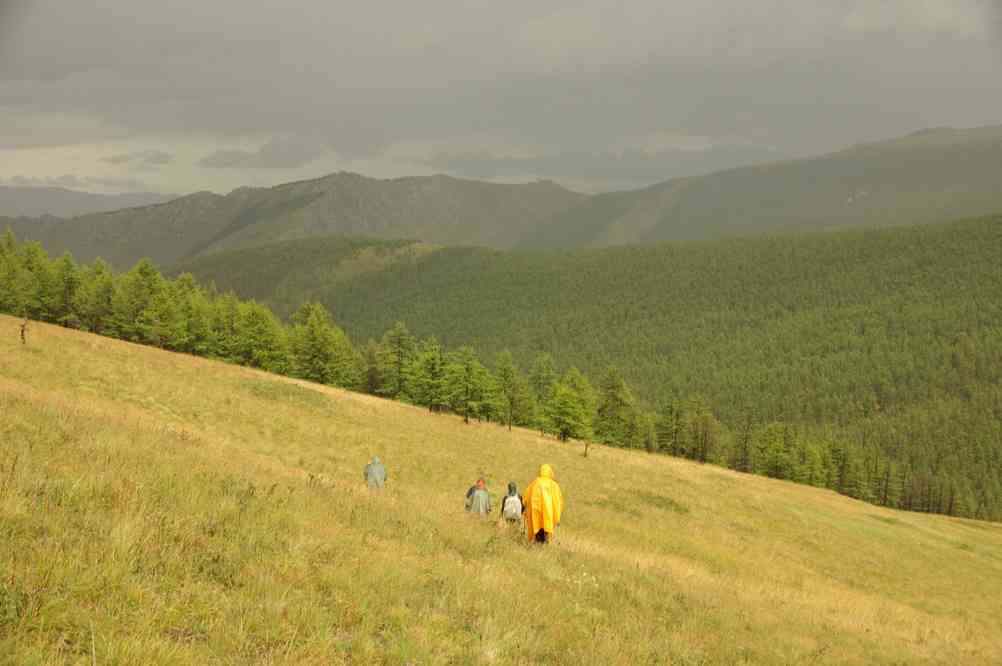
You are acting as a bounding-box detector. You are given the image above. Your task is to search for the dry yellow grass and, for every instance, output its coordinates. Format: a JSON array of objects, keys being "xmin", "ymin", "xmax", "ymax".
[{"xmin": 2, "ymin": 314, "xmax": 1002, "ymax": 665}]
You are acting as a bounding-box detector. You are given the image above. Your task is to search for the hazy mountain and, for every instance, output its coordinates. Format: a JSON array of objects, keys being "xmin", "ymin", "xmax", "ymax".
[
  {"xmin": 8, "ymin": 126, "xmax": 1002, "ymax": 266},
  {"xmin": 3, "ymin": 173, "xmax": 585, "ymax": 267},
  {"xmin": 2, "ymin": 191, "xmax": 231, "ymax": 268},
  {"xmin": 0, "ymin": 186, "xmax": 174, "ymax": 219},
  {"xmin": 518, "ymin": 125, "xmax": 1002, "ymax": 248}
]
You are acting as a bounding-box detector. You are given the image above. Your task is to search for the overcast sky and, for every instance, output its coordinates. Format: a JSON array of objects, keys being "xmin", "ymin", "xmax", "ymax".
[{"xmin": 1, "ymin": 0, "xmax": 1000, "ymax": 195}]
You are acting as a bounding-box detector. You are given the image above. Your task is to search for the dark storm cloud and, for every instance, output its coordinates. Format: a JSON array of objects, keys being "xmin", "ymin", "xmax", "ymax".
[
  {"xmin": 990, "ymin": 0, "xmax": 1002, "ymax": 40},
  {"xmin": 197, "ymin": 136, "xmax": 327, "ymax": 169},
  {"xmin": 2, "ymin": 1, "xmax": 1000, "ymax": 191},
  {"xmin": 0, "ymin": 1, "xmax": 27, "ymax": 43}
]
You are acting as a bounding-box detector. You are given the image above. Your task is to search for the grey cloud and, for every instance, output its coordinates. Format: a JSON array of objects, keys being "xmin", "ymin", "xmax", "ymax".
[
  {"xmin": 840, "ymin": 2, "xmax": 989, "ymax": 36},
  {"xmin": 197, "ymin": 150, "xmax": 261, "ymax": 169},
  {"xmin": 990, "ymin": 0, "xmax": 1002, "ymax": 40},
  {"xmin": 100, "ymin": 149, "xmax": 173, "ymax": 168},
  {"xmin": 197, "ymin": 136, "xmax": 327, "ymax": 169},
  {"xmin": 1, "ymin": 0, "xmax": 1000, "ymax": 191},
  {"xmin": 0, "ymin": 1, "xmax": 28, "ymax": 53},
  {"xmin": 429, "ymin": 143, "xmax": 785, "ymax": 190},
  {"xmin": 4, "ymin": 174, "xmax": 150, "ymax": 192},
  {"xmin": 86, "ymin": 175, "xmax": 151, "ymax": 191},
  {"xmin": 10, "ymin": 174, "xmax": 88, "ymax": 189}
]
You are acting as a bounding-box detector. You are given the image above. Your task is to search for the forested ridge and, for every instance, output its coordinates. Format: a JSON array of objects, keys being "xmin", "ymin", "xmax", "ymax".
[
  {"xmin": 4, "ymin": 218, "xmax": 1002, "ymax": 521},
  {"xmin": 176, "ymin": 217, "xmax": 1002, "ymax": 418}
]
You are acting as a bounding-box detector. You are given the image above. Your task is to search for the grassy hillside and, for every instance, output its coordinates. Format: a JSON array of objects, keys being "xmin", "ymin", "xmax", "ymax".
[
  {"xmin": 519, "ymin": 125, "xmax": 1002, "ymax": 248},
  {"xmin": 5, "ymin": 173, "xmax": 585, "ymax": 268},
  {"xmin": 3, "ymin": 315, "xmax": 1002, "ymax": 664}
]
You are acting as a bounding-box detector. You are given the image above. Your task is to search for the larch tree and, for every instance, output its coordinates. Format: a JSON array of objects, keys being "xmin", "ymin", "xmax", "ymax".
[
  {"xmin": 495, "ymin": 349, "xmax": 528, "ymax": 430},
  {"xmin": 289, "ymin": 302, "xmax": 357, "ymax": 387},
  {"xmin": 546, "ymin": 380, "xmax": 592, "ymax": 442},
  {"xmin": 110, "ymin": 258, "xmax": 164, "ymax": 342},
  {"xmin": 445, "ymin": 346, "xmax": 490, "ymax": 424},
  {"xmin": 75, "ymin": 259, "xmax": 116, "ymax": 336},
  {"xmin": 529, "ymin": 352, "xmax": 558, "ymax": 432},
  {"xmin": 378, "ymin": 321, "xmax": 417, "ymax": 399},
  {"xmin": 595, "ymin": 365, "xmax": 636, "ymax": 447},
  {"xmin": 51, "ymin": 252, "xmax": 82, "ymax": 328},
  {"xmin": 410, "ymin": 337, "xmax": 449, "ymax": 412}
]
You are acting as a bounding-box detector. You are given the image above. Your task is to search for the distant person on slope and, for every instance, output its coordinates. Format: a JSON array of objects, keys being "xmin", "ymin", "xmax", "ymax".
[
  {"xmin": 465, "ymin": 478, "xmax": 492, "ymax": 517},
  {"xmin": 464, "ymin": 476, "xmax": 486, "ymax": 504},
  {"xmin": 364, "ymin": 456, "xmax": 387, "ymax": 489},
  {"xmin": 500, "ymin": 482, "xmax": 523, "ymax": 526},
  {"xmin": 523, "ymin": 464, "xmax": 563, "ymax": 544}
]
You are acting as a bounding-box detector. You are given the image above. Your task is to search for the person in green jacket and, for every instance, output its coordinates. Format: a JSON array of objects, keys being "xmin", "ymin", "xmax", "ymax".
[
  {"xmin": 465, "ymin": 478, "xmax": 492, "ymax": 517},
  {"xmin": 364, "ymin": 456, "xmax": 387, "ymax": 489}
]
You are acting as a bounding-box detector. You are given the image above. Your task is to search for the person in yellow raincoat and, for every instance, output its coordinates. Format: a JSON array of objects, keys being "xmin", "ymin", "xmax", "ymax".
[{"xmin": 522, "ymin": 464, "xmax": 564, "ymax": 544}]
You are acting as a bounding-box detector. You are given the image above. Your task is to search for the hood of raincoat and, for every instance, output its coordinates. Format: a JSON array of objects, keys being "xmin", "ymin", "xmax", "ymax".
[{"xmin": 523, "ymin": 463, "xmax": 563, "ymax": 539}]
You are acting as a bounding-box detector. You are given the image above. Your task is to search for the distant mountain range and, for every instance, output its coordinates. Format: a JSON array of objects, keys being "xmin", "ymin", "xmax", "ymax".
[
  {"xmin": 6, "ymin": 125, "xmax": 1002, "ymax": 265},
  {"xmin": 2, "ymin": 174, "xmax": 584, "ymax": 267},
  {"xmin": 517, "ymin": 125, "xmax": 1002, "ymax": 248},
  {"xmin": 0, "ymin": 186, "xmax": 173, "ymax": 219}
]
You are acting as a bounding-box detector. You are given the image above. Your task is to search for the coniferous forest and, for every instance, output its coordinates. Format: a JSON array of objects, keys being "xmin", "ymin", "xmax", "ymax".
[{"xmin": 3, "ymin": 219, "xmax": 1002, "ymax": 521}]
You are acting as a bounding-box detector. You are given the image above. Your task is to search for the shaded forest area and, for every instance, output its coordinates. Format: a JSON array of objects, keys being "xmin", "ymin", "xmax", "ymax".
[{"xmin": 4, "ymin": 218, "xmax": 1002, "ymax": 520}]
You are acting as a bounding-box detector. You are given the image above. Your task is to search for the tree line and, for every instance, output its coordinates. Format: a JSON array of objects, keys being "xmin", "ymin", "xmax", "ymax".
[{"xmin": 3, "ymin": 228, "xmax": 1000, "ymax": 521}]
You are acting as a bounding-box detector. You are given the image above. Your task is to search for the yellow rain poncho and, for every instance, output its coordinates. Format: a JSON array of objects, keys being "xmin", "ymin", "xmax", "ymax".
[{"xmin": 523, "ymin": 464, "xmax": 564, "ymax": 540}]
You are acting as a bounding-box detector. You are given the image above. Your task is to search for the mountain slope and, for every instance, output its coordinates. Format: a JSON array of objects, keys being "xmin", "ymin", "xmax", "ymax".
[
  {"xmin": 173, "ymin": 215, "xmax": 1002, "ymax": 422},
  {"xmin": 8, "ymin": 125, "xmax": 1002, "ymax": 264},
  {"xmin": 3, "ymin": 314, "xmax": 1001, "ymax": 664},
  {"xmin": 518, "ymin": 125, "xmax": 1002, "ymax": 248},
  {"xmin": 2, "ymin": 191, "xmax": 233, "ymax": 268},
  {"xmin": 0, "ymin": 185, "xmax": 174, "ymax": 218},
  {"xmin": 173, "ymin": 235, "xmax": 438, "ymax": 316},
  {"xmin": 4, "ymin": 173, "xmax": 585, "ymax": 267}
]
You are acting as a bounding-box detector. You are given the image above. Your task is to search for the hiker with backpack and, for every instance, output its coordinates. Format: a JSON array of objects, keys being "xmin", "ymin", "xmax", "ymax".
[
  {"xmin": 465, "ymin": 478, "xmax": 492, "ymax": 517},
  {"xmin": 522, "ymin": 464, "xmax": 563, "ymax": 544},
  {"xmin": 500, "ymin": 482, "xmax": 523, "ymax": 526},
  {"xmin": 364, "ymin": 456, "xmax": 387, "ymax": 489}
]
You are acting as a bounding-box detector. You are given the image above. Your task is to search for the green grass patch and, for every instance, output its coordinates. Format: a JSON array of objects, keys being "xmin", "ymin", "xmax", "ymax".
[
  {"xmin": 240, "ymin": 377, "xmax": 333, "ymax": 409},
  {"xmin": 635, "ymin": 490, "xmax": 690, "ymax": 514}
]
